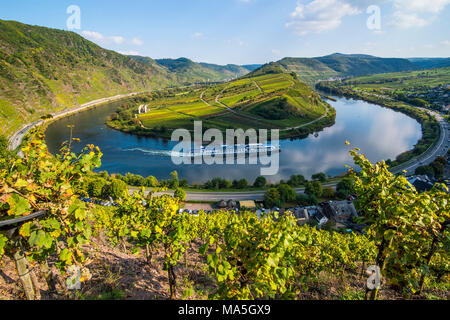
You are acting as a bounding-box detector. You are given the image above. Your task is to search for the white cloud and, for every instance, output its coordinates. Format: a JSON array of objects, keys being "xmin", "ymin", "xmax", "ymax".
[
  {"xmin": 393, "ymin": 0, "xmax": 450, "ymax": 14},
  {"xmin": 390, "ymin": 0, "xmax": 450, "ymax": 29},
  {"xmin": 441, "ymin": 40, "xmax": 450, "ymax": 46},
  {"xmin": 110, "ymin": 36, "xmax": 125, "ymax": 44},
  {"xmin": 131, "ymin": 37, "xmax": 144, "ymax": 46},
  {"xmin": 286, "ymin": 0, "xmax": 361, "ymax": 35},
  {"xmin": 81, "ymin": 31, "xmax": 104, "ymax": 41},
  {"xmin": 391, "ymin": 11, "xmax": 429, "ymax": 28},
  {"xmin": 191, "ymin": 32, "xmax": 204, "ymax": 39},
  {"xmin": 225, "ymin": 39, "xmax": 245, "ymax": 46},
  {"xmin": 118, "ymin": 50, "xmax": 140, "ymax": 56},
  {"xmin": 272, "ymin": 49, "xmax": 281, "ymax": 56},
  {"xmin": 81, "ymin": 30, "xmax": 142, "ymax": 46}
]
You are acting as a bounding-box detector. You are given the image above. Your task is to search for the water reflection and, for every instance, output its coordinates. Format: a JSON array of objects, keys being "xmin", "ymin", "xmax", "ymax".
[{"xmin": 45, "ymin": 96, "xmax": 422, "ymax": 183}]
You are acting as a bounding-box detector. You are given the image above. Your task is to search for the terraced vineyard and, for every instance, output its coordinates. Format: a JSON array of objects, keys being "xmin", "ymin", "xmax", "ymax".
[{"xmin": 108, "ymin": 72, "xmax": 334, "ymax": 138}]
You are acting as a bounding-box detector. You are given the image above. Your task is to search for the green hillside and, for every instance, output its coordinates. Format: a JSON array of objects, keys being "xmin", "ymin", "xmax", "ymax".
[
  {"xmin": 318, "ymin": 66, "xmax": 450, "ymax": 109},
  {"xmin": 408, "ymin": 57, "xmax": 450, "ymax": 69},
  {"xmin": 251, "ymin": 53, "xmax": 419, "ymax": 86},
  {"xmin": 154, "ymin": 57, "xmax": 252, "ymax": 83},
  {"xmin": 0, "ymin": 19, "xmax": 177, "ymax": 137},
  {"xmin": 107, "ymin": 71, "xmax": 335, "ymax": 139}
]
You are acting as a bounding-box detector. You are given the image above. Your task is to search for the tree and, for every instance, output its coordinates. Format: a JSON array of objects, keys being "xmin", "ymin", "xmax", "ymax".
[
  {"xmin": 179, "ymin": 179, "xmax": 188, "ymax": 188},
  {"xmin": 234, "ymin": 179, "xmax": 249, "ymax": 189},
  {"xmin": 146, "ymin": 175, "xmax": 159, "ymax": 187},
  {"xmin": 264, "ymin": 188, "xmax": 280, "ymax": 208},
  {"xmin": 336, "ymin": 178, "xmax": 354, "ymax": 199},
  {"xmin": 254, "ymin": 176, "xmax": 267, "ymax": 188},
  {"xmin": 102, "ymin": 179, "xmax": 128, "ymax": 200},
  {"xmin": 88, "ymin": 178, "xmax": 108, "ymax": 198},
  {"xmin": 305, "ymin": 181, "xmax": 323, "ymax": 198},
  {"xmin": 415, "ymin": 165, "xmax": 434, "ymax": 177},
  {"xmin": 312, "ymin": 172, "xmax": 327, "ymax": 183},
  {"xmin": 296, "ymin": 193, "xmax": 317, "ymax": 206},
  {"xmin": 322, "ymin": 186, "xmax": 336, "ymax": 199},
  {"xmin": 174, "ymin": 188, "xmax": 186, "ymax": 201},
  {"xmin": 277, "ymin": 184, "xmax": 297, "ymax": 204},
  {"xmin": 170, "ymin": 171, "xmax": 179, "ymax": 189},
  {"xmin": 430, "ymin": 161, "xmax": 444, "ymax": 177},
  {"xmin": 287, "ymin": 174, "xmax": 306, "ymax": 187}
]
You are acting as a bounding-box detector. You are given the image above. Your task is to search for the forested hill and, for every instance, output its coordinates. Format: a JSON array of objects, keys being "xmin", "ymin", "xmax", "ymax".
[
  {"xmin": 153, "ymin": 57, "xmax": 253, "ymax": 83},
  {"xmin": 250, "ymin": 53, "xmax": 421, "ymax": 85},
  {"xmin": 0, "ymin": 19, "xmax": 176, "ymax": 137}
]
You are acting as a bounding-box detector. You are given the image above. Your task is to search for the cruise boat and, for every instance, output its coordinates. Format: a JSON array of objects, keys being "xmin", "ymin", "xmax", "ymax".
[{"xmin": 176, "ymin": 143, "xmax": 280, "ymax": 157}]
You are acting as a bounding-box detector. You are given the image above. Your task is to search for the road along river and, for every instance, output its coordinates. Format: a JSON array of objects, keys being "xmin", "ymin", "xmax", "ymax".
[{"xmin": 45, "ymin": 95, "xmax": 423, "ymax": 184}]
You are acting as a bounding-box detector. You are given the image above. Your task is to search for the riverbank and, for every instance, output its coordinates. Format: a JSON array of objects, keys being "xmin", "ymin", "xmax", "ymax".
[
  {"xmin": 45, "ymin": 90, "xmax": 425, "ymax": 184},
  {"xmin": 8, "ymin": 92, "xmax": 147, "ymax": 151},
  {"xmin": 315, "ymin": 82, "xmax": 441, "ymax": 170}
]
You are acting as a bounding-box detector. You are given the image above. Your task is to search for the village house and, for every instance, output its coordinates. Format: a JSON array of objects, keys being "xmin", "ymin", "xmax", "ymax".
[{"xmin": 137, "ymin": 104, "xmax": 148, "ymax": 114}]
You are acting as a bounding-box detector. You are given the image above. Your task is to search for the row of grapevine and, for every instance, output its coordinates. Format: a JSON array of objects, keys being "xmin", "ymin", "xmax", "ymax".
[{"xmin": 1, "ymin": 132, "xmax": 448, "ymax": 300}]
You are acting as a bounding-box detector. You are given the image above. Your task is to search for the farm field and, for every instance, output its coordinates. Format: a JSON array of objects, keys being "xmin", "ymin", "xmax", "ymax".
[
  {"xmin": 327, "ymin": 67, "xmax": 450, "ymax": 109},
  {"xmin": 107, "ymin": 71, "xmax": 333, "ymax": 138}
]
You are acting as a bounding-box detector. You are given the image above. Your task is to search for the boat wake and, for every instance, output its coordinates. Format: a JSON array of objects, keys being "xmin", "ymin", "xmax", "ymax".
[{"xmin": 124, "ymin": 144, "xmax": 280, "ymax": 158}]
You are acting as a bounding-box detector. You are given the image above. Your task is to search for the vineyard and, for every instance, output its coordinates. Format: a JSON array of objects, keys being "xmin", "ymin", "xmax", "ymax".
[
  {"xmin": 106, "ymin": 72, "xmax": 334, "ymax": 139},
  {"xmin": 0, "ymin": 132, "xmax": 449, "ymax": 300}
]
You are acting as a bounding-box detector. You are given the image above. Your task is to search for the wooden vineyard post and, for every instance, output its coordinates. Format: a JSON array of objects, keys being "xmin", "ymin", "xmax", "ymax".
[{"xmin": 9, "ymin": 230, "xmax": 36, "ymax": 300}]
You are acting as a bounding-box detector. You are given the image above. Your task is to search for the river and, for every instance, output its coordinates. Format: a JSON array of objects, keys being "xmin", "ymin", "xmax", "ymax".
[{"xmin": 45, "ymin": 96, "xmax": 422, "ymax": 184}]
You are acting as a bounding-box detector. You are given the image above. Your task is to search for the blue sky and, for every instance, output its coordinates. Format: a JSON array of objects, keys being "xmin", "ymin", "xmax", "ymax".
[{"xmin": 1, "ymin": 0, "xmax": 449, "ymax": 65}]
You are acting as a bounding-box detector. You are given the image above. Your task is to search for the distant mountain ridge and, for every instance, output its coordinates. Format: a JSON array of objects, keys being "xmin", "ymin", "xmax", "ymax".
[
  {"xmin": 249, "ymin": 53, "xmax": 445, "ymax": 85},
  {"xmin": 152, "ymin": 57, "xmax": 254, "ymax": 82},
  {"xmin": 407, "ymin": 57, "xmax": 450, "ymax": 69}
]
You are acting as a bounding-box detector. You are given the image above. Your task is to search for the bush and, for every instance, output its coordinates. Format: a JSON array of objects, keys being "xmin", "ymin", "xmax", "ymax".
[
  {"xmin": 205, "ymin": 178, "xmax": 232, "ymax": 190},
  {"xmin": 88, "ymin": 178, "xmax": 108, "ymax": 198},
  {"xmin": 174, "ymin": 188, "xmax": 186, "ymax": 201},
  {"xmin": 102, "ymin": 179, "xmax": 128, "ymax": 200},
  {"xmin": 264, "ymin": 188, "xmax": 280, "ymax": 208},
  {"xmin": 0, "ymin": 136, "xmax": 10, "ymax": 159},
  {"xmin": 146, "ymin": 176, "xmax": 159, "ymax": 187},
  {"xmin": 322, "ymin": 186, "xmax": 336, "ymax": 199}
]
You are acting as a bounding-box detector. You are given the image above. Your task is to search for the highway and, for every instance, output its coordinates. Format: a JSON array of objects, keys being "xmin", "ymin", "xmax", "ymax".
[
  {"xmin": 130, "ymin": 183, "xmax": 339, "ymax": 202},
  {"xmin": 391, "ymin": 109, "xmax": 449, "ymax": 175}
]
